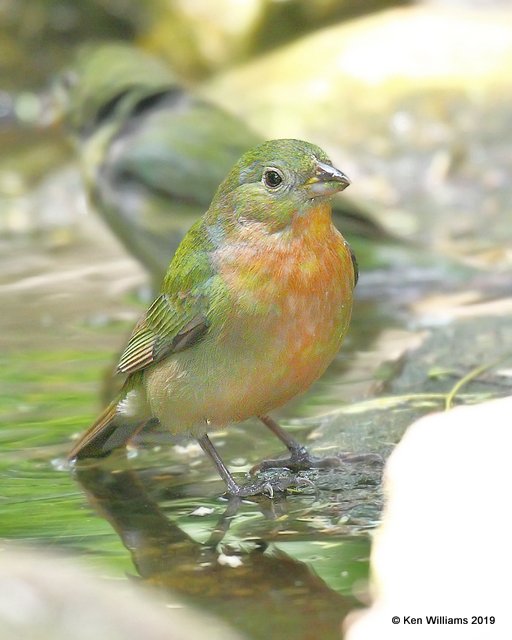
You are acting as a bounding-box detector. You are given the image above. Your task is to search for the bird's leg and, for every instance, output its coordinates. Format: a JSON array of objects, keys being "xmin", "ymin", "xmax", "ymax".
[
  {"xmin": 255, "ymin": 415, "xmax": 382, "ymax": 472},
  {"xmin": 258, "ymin": 415, "xmax": 315, "ymax": 468},
  {"xmin": 197, "ymin": 434, "xmax": 292, "ymax": 498},
  {"xmin": 256, "ymin": 415, "xmax": 340, "ymax": 471}
]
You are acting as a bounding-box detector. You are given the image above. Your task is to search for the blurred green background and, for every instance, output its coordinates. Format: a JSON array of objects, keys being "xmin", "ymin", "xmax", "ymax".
[{"xmin": 1, "ymin": 2, "xmax": 512, "ymax": 639}]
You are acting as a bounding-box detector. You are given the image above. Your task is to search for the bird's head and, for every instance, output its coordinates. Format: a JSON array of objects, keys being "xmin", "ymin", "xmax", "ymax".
[
  {"xmin": 209, "ymin": 139, "xmax": 350, "ymax": 234},
  {"xmin": 53, "ymin": 43, "xmax": 177, "ymax": 136}
]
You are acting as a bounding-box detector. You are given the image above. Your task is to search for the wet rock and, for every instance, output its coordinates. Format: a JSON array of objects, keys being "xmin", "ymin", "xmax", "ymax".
[
  {"xmin": 312, "ymin": 312, "xmax": 512, "ymax": 467},
  {"xmin": 386, "ymin": 315, "xmax": 512, "ymax": 402}
]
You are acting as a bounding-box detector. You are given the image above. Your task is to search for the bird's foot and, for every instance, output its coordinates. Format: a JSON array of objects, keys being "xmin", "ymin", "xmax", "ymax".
[
  {"xmin": 252, "ymin": 447, "xmax": 383, "ymax": 474},
  {"xmin": 224, "ymin": 473, "xmax": 309, "ymax": 498}
]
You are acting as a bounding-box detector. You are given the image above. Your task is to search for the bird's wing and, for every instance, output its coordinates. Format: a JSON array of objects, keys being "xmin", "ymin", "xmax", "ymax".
[
  {"xmin": 117, "ymin": 293, "xmax": 209, "ymax": 375},
  {"xmin": 347, "ymin": 242, "xmax": 359, "ymax": 287}
]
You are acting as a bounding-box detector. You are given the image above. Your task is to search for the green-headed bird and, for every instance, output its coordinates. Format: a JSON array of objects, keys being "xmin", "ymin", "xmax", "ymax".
[
  {"xmin": 69, "ymin": 138, "xmax": 358, "ymax": 497},
  {"xmin": 58, "ymin": 42, "xmax": 385, "ymax": 290}
]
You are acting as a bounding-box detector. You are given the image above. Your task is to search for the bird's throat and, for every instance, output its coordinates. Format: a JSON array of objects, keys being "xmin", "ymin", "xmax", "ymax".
[{"xmin": 291, "ymin": 200, "xmax": 334, "ymax": 239}]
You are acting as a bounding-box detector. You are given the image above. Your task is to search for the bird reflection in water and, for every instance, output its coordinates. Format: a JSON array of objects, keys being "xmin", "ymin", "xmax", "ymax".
[{"xmin": 75, "ymin": 465, "xmax": 363, "ymax": 640}]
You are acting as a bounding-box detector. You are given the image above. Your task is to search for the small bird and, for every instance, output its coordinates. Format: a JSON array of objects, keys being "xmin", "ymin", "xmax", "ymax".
[
  {"xmin": 58, "ymin": 43, "xmax": 383, "ymax": 290},
  {"xmin": 69, "ymin": 139, "xmax": 357, "ymax": 497}
]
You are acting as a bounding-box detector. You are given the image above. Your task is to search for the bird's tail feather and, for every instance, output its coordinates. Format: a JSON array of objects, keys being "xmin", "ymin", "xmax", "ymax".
[{"xmin": 68, "ymin": 399, "xmax": 149, "ymax": 461}]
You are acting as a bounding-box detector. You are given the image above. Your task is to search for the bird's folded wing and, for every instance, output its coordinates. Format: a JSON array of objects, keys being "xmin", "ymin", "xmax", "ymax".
[{"xmin": 117, "ymin": 293, "xmax": 209, "ymax": 374}]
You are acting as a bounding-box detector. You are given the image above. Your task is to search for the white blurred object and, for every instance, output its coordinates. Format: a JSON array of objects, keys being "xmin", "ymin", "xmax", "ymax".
[
  {"xmin": 0, "ymin": 546, "xmax": 244, "ymax": 640},
  {"xmin": 346, "ymin": 396, "xmax": 512, "ymax": 639}
]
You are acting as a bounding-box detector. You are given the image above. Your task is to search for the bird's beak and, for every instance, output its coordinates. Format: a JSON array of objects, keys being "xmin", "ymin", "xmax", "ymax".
[{"xmin": 304, "ymin": 161, "xmax": 351, "ymax": 198}]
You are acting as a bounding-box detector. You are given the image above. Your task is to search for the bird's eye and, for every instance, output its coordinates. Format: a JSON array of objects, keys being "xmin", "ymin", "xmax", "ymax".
[{"xmin": 263, "ymin": 168, "xmax": 284, "ymax": 189}]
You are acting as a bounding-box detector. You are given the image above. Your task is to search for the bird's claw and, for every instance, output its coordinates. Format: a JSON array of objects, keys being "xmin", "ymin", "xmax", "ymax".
[
  {"xmin": 225, "ymin": 474, "xmax": 297, "ymax": 498},
  {"xmin": 251, "ymin": 450, "xmax": 383, "ymax": 474}
]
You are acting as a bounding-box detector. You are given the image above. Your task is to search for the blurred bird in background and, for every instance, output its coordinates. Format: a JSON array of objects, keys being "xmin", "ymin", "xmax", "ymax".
[{"xmin": 56, "ymin": 42, "xmax": 389, "ymax": 290}]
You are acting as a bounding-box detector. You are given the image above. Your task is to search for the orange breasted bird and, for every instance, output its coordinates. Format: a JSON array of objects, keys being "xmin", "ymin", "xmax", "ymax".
[
  {"xmin": 69, "ymin": 139, "xmax": 357, "ymax": 497},
  {"xmin": 56, "ymin": 43, "xmax": 383, "ymax": 291}
]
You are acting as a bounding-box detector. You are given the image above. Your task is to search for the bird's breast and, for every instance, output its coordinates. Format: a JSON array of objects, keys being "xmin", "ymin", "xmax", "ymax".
[
  {"xmin": 145, "ymin": 206, "xmax": 355, "ymax": 431},
  {"xmin": 210, "ymin": 207, "xmax": 355, "ymax": 412}
]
